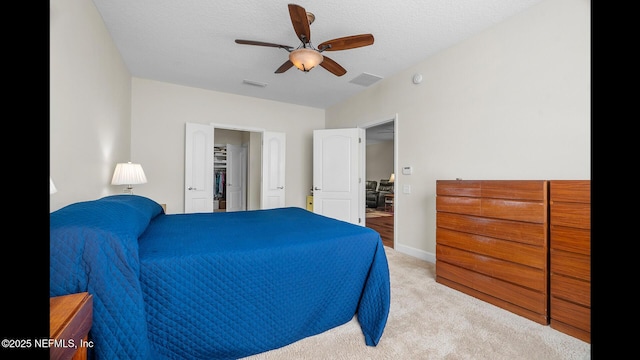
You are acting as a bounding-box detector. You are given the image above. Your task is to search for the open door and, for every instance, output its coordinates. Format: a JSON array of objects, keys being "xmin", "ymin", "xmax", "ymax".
[
  {"xmin": 313, "ymin": 128, "xmax": 364, "ymax": 225},
  {"xmin": 261, "ymin": 131, "xmax": 286, "ymax": 209},
  {"xmin": 226, "ymin": 144, "xmax": 247, "ymax": 212},
  {"xmin": 185, "ymin": 123, "xmax": 214, "ymax": 213}
]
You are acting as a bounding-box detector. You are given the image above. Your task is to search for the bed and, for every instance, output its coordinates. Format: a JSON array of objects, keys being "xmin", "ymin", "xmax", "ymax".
[{"xmin": 49, "ymin": 195, "xmax": 390, "ymax": 359}]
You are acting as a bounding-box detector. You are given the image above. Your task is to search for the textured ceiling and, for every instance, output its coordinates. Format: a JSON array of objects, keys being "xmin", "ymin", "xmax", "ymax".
[{"xmin": 91, "ymin": 0, "xmax": 543, "ymax": 109}]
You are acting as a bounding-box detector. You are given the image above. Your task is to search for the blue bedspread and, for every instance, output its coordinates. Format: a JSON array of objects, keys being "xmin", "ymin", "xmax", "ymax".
[{"xmin": 50, "ymin": 195, "xmax": 390, "ymax": 360}]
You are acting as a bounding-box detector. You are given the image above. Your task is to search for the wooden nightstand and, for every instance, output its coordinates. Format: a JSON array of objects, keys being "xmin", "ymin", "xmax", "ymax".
[{"xmin": 50, "ymin": 292, "xmax": 93, "ymax": 360}]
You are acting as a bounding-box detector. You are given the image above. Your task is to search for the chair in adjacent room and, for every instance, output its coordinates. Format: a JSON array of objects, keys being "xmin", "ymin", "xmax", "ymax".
[
  {"xmin": 376, "ymin": 180, "xmax": 394, "ymax": 209},
  {"xmin": 365, "ymin": 180, "xmax": 378, "ymax": 208}
]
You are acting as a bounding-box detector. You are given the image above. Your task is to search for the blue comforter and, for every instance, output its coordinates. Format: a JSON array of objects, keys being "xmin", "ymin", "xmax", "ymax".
[{"xmin": 50, "ymin": 195, "xmax": 390, "ymax": 359}]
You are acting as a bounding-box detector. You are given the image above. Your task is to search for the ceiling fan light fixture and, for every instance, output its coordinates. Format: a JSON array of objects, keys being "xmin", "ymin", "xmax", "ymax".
[
  {"xmin": 289, "ymin": 48, "xmax": 323, "ymax": 72},
  {"xmin": 236, "ymin": 4, "xmax": 372, "ymax": 76},
  {"xmin": 306, "ymin": 12, "xmax": 315, "ymax": 25}
]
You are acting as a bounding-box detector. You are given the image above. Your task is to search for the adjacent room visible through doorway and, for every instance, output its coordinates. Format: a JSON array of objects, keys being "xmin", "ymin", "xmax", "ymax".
[
  {"xmin": 365, "ymin": 208, "xmax": 393, "ymax": 248},
  {"xmin": 363, "ymin": 117, "xmax": 395, "ymax": 248}
]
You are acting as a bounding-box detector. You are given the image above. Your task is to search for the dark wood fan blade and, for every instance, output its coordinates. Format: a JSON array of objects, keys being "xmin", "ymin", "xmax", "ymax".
[
  {"xmin": 318, "ymin": 34, "xmax": 374, "ymax": 51},
  {"xmin": 288, "ymin": 4, "xmax": 311, "ymax": 43},
  {"xmin": 235, "ymin": 39, "xmax": 293, "ymax": 50},
  {"xmin": 319, "ymin": 56, "xmax": 347, "ymax": 77},
  {"xmin": 275, "ymin": 60, "xmax": 294, "ymax": 74}
]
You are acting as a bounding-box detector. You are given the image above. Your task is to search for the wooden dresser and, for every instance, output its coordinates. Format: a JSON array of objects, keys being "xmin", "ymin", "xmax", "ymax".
[
  {"xmin": 549, "ymin": 180, "xmax": 591, "ymax": 343},
  {"xmin": 436, "ymin": 180, "xmax": 549, "ymax": 325}
]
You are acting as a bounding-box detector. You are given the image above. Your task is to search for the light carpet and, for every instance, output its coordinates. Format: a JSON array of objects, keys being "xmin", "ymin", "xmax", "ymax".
[{"xmin": 243, "ymin": 246, "xmax": 591, "ymax": 359}]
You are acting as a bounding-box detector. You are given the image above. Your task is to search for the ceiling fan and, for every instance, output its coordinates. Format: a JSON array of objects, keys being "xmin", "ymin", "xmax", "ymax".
[{"xmin": 235, "ymin": 4, "xmax": 374, "ymax": 77}]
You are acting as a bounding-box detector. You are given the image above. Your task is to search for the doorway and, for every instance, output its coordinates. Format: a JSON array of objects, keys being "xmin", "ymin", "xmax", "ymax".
[
  {"xmin": 363, "ymin": 117, "xmax": 396, "ymax": 248},
  {"xmin": 213, "ymin": 127, "xmax": 286, "ymax": 211},
  {"xmin": 213, "ymin": 129, "xmax": 250, "ymax": 212}
]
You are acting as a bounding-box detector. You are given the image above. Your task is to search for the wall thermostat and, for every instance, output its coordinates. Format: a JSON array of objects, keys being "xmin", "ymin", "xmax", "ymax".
[{"xmin": 402, "ymin": 166, "xmax": 413, "ymax": 175}]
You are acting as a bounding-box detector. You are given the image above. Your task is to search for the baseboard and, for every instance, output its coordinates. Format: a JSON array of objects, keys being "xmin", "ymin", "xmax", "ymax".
[{"xmin": 394, "ymin": 244, "xmax": 435, "ymax": 264}]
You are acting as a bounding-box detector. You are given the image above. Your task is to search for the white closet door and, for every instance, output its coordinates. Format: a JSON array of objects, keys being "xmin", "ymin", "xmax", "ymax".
[
  {"xmin": 261, "ymin": 132, "xmax": 286, "ymax": 209},
  {"xmin": 226, "ymin": 144, "xmax": 247, "ymax": 212},
  {"xmin": 184, "ymin": 123, "xmax": 214, "ymax": 213}
]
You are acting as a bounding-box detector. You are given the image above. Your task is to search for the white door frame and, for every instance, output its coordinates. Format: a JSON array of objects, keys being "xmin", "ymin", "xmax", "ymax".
[
  {"xmin": 359, "ymin": 114, "xmax": 398, "ymax": 245},
  {"xmin": 211, "ymin": 123, "xmax": 265, "ymax": 134}
]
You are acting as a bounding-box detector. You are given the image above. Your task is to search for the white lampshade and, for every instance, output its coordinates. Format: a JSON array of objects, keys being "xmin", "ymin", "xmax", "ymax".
[
  {"xmin": 289, "ymin": 48, "xmax": 323, "ymax": 72},
  {"xmin": 389, "ymin": 173, "xmax": 395, "ymax": 183},
  {"xmin": 50, "ymin": 177, "xmax": 58, "ymax": 195},
  {"xmin": 111, "ymin": 162, "xmax": 147, "ymax": 193}
]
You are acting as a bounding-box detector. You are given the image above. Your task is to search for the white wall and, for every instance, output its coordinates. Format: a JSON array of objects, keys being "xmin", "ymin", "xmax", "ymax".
[
  {"xmin": 326, "ymin": 0, "xmax": 590, "ymax": 261},
  {"xmin": 130, "ymin": 78, "xmax": 325, "ymax": 214},
  {"xmin": 50, "ymin": 0, "xmax": 132, "ymax": 212}
]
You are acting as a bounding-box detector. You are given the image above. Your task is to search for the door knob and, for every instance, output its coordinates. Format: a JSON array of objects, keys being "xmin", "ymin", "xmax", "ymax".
[
  {"xmin": 188, "ymin": 187, "xmax": 197, "ymax": 190},
  {"xmin": 277, "ymin": 186, "xmax": 284, "ymax": 189},
  {"xmin": 314, "ymin": 187, "xmax": 321, "ymax": 190}
]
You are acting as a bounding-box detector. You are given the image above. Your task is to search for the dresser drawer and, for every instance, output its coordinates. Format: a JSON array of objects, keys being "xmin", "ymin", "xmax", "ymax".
[
  {"xmin": 436, "ymin": 180, "xmax": 481, "ymax": 197},
  {"xmin": 550, "ymin": 249, "xmax": 590, "ymax": 281},
  {"xmin": 549, "ymin": 180, "xmax": 590, "ymax": 203},
  {"xmin": 550, "ymin": 296, "xmax": 590, "ymax": 332},
  {"xmin": 550, "ymin": 202, "xmax": 590, "ymax": 229},
  {"xmin": 480, "ymin": 180, "xmax": 547, "ymax": 201},
  {"xmin": 436, "ymin": 196, "xmax": 481, "ymax": 216},
  {"xmin": 437, "ymin": 196, "xmax": 546, "ymax": 223},
  {"xmin": 437, "ymin": 228, "xmax": 546, "ymax": 269},
  {"xmin": 437, "ymin": 180, "xmax": 546, "ymax": 201},
  {"xmin": 550, "ymin": 226, "xmax": 590, "ymax": 256},
  {"xmin": 436, "ymin": 261, "xmax": 547, "ymax": 316},
  {"xmin": 437, "ymin": 245, "xmax": 546, "ymax": 292},
  {"xmin": 437, "ymin": 212, "xmax": 546, "ymax": 247},
  {"xmin": 551, "ymin": 273, "xmax": 590, "ymax": 307}
]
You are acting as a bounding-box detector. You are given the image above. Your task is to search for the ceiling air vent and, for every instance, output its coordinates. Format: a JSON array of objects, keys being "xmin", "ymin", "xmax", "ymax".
[
  {"xmin": 242, "ymin": 79, "xmax": 268, "ymax": 87},
  {"xmin": 349, "ymin": 73, "xmax": 383, "ymax": 87}
]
